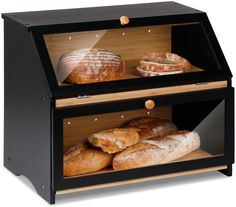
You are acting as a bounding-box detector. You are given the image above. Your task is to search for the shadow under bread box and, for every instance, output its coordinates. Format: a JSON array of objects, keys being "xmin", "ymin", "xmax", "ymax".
[{"xmin": 2, "ymin": 1, "xmax": 234, "ymax": 204}]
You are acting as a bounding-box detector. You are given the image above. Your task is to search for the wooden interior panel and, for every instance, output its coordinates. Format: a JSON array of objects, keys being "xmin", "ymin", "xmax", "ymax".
[
  {"xmin": 44, "ymin": 25, "xmax": 171, "ymax": 70},
  {"xmin": 63, "ymin": 106, "xmax": 172, "ymax": 151},
  {"xmin": 94, "ymin": 26, "xmax": 171, "ymax": 71}
]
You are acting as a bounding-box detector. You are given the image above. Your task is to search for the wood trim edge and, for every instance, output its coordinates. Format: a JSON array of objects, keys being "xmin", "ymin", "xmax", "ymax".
[
  {"xmin": 56, "ymin": 165, "xmax": 227, "ymax": 195},
  {"xmin": 56, "ymin": 80, "xmax": 228, "ymax": 108}
]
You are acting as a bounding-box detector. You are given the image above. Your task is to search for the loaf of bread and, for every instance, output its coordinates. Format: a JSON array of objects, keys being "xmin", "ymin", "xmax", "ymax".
[
  {"xmin": 125, "ymin": 117, "xmax": 177, "ymax": 140},
  {"xmin": 113, "ymin": 130, "xmax": 200, "ymax": 170},
  {"xmin": 88, "ymin": 128, "xmax": 140, "ymax": 154},
  {"xmin": 64, "ymin": 143, "xmax": 113, "ymax": 176},
  {"xmin": 57, "ymin": 48, "xmax": 125, "ymax": 84},
  {"xmin": 137, "ymin": 52, "xmax": 191, "ymax": 77}
]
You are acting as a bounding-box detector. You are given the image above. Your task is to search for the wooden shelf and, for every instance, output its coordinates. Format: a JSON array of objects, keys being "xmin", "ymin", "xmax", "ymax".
[
  {"xmin": 64, "ymin": 148, "xmax": 214, "ymax": 179},
  {"xmin": 60, "ymin": 65, "xmax": 203, "ymax": 86},
  {"xmin": 172, "ymin": 148, "xmax": 212, "ymax": 163},
  {"xmin": 121, "ymin": 64, "xmax": 203, "ymax": 80}
]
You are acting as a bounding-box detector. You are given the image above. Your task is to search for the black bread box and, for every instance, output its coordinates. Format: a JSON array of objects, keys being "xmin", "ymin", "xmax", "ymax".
[{"xmin": 2, "ymin": 2, "xmax": 234, "ymax": 204}]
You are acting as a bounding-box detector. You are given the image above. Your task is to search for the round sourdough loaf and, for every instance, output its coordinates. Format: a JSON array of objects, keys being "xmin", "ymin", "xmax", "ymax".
[
  {"xmin": 63, "ymin": 143, "xmax": 113, "ymax": 176},
  {"xmin": 57, "ymin": 48, "xmax": 125, "ymax": 84}
]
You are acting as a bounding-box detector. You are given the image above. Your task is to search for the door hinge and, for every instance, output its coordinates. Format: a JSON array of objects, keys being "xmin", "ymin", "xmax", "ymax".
[
  {"xmin": 196, "ymin": 82, "xmax": 209, "ymax": 85},
  {"xmin": 77, "ymin": 95, "xmax": 91, "ymax": 99}
]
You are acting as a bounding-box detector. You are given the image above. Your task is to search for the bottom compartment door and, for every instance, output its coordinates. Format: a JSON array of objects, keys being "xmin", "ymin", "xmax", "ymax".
[{"xmin": 53, "ymin": 88, "xmax": 234, "ymax": 191}]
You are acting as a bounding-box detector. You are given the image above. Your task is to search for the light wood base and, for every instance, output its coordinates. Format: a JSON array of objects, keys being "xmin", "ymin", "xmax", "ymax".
[
  {"xmin": 56, "ymin": 80, "xmax": 227, "ymax": 108},
  {"xmin": 57, "ymin": 164, "xmax": 227, "ymax": 195}
]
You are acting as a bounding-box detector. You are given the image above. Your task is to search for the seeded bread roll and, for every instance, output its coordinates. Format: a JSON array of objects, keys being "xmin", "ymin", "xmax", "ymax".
[
  {"xmin": 57, "ymin": 48, "xmax": 125, "ymax": 84},
  {"xmin": 88, "ymin": 128, "xmax": 140, "ymax": 154},
  {"xmin": 125, "ymin": 117, "xmax": 177, "ymax": 140},
  {"xmin": 137, "ymin": 52, "xmax": 191, "ymax": 77},
  {"xmin": 113, "ymin": 131, "xmax": 200, "ymax": 171},
  {"xmin": 64, "ymin": 143, "xmax": 113, "ymax": 177}
]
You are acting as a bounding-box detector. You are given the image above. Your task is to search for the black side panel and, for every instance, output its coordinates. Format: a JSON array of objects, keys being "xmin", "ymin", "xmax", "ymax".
[
  {"xmin": 4, "ymin": 19, "xmax": 54, "ymax": 204},
  {"xmin": 172, "ymin": 24, "xmax": 220, "ymax": 72},
  {"xmin": 172, "ymin": 99, "xmax": 222, "ymax": 130}
]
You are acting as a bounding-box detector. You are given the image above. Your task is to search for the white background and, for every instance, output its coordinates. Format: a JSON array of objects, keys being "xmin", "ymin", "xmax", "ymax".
[{"xmin": 0, "ymin": 0, "xmax": 235, "ymax": 206}]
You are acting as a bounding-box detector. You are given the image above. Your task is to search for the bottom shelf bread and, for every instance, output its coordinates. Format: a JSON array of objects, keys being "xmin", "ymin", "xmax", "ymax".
[
  {"xmin": 63, "ymin": 116, "xmax": 217, "ymax": 178},
  {"xmin": 64, "ymin": 148, "xmax": 213, "ymax": 179}
]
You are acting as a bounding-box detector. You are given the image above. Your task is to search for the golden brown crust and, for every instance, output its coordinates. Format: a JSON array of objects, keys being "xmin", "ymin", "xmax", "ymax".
[
  {"xmin": 113, "ymin": 142, "xmax": 165, "ymax": 170},
  {"xmin": 137, "ymin": 52, "xmax": 191, "ymax": 77},
  {"xmin": 136, "ymin": 67, "xmax": 183, "ymax": 77},
  {"xmin": 63, "ymin": 144, "xmax": 113, "ymax": 177},
  {"xmin": 63, "ymin": 143, "xmax": 88, "ymax": 161},
  {"xmin": 125, "ymin": 117, "xmax": 177, "ymax": 140},
  {"xmin": 88, "ymin": 128, "xmax": 140, "ymax": 154},
  {"xmin": 57, "ymin": 48, "xmax": 125, "ymax": 84},
  {"xmin": 113, "ymin": 130, "xmax": 200, "ymax": 171}
]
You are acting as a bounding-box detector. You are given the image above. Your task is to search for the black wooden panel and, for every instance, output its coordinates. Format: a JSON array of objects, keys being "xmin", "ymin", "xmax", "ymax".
[
  {"xmin": 4, "ymin": 18, "xmax": 55, "ymax": 203},
  {"xmin": 2, "ymin": 2, "xmax": 202, "ymax": 28},
  {"xmin": 172, "ymin": 24, "xmax": 220, "ymax": 71}
]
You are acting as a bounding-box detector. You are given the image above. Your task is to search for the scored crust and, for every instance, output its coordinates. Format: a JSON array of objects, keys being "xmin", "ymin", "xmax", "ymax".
[
  {"xmin": 57, "ymin": 48, "xmax": 125, "ymax": 84},
  {"xmin": 63, "ymin": 143, "xmax": 88, "ymax": 162},
  {"xmin": 137, "ymin": 67, "xmax": 183, "ymax": 77},
  {"xmin": 88, "ymin": 128, "xmax": 140, "ymax": 154},
  {"xmin": 113, "ymin": 130, "xmax": 200, "ymax": 171},
  {"xmin": 137, "ymin": 52, "xmax": 191, "ymax": 77},
  {"xmin": 63, "ymin": 143, "xmax": 113, "ymax": 176},
  {"xmin": 112, "ymin": 142, "xmax": 166, "ymax": 170},
  {"xmin": 125, "ymin": 116, "xmax": 177, "ymax": 140}
]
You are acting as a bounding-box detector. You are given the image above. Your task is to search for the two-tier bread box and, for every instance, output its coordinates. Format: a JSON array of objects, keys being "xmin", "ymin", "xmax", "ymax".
[{"xmin": 2, "ymin": 2, "xmax": 234, "ymax": 204}]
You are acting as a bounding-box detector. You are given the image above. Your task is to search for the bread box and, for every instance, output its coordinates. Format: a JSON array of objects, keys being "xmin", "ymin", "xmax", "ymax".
[{"xmin": 2, "ymin": 2, "xmax": 234, "ymax": 204}]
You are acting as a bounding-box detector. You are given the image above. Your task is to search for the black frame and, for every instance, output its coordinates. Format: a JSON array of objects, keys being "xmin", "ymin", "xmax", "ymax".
[
  {"xmin": 32, "ymin": 13, "xmax": 232, "ymax": 99},
  {"xmin": 53, "ymin": 88, "xmax": 234, "ymax": 191}
]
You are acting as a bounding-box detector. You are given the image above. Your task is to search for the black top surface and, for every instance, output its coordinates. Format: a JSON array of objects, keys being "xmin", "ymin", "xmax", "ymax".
[{"xmin": 2, "ymin": 1, "xmax": 203, "ymax": 28}]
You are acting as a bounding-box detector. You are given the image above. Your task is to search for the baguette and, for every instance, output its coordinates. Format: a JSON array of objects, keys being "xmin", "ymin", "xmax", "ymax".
[
  {"xmin": 113, "ymin": 131, "xmax": 200, "ymax": 170},
  {"xmin": 64, "ymin": 143, "xmax": 113, "ymax": 176}
]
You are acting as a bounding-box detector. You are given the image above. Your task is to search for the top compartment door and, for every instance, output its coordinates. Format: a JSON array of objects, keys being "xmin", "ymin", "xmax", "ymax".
[{"xmin": 32, "ymin": 13, "xmax": 232, "ymax": 98}]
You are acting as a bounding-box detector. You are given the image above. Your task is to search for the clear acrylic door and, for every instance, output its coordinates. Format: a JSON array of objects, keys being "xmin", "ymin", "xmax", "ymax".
[
  {"xmin": 43, "ymin": 22, "xmax": 219, "ymax": 86},
  {"xmin": 63, "ymin": 98, "xmax": 225, "ymax": 178}
]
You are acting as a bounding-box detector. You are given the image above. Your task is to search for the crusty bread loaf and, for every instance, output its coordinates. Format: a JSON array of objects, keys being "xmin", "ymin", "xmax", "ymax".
[
  {"xmin": 57, "ymin": 48, "xmax": 125, "ymax": 84},
  {"xmin": 137, "ymin": 67, "xmax": 183, "ymax": 77},
  {"xmin": 113, "ymin": 131, "xmax": 200, "ymax": 171},
  {"xmin": 125, "ymin": 117, "xmax": 177, "ymax": 140},
  {"xmin": 64, "ymin": 143, "xmax": 113, "ymax": 176},
  {"xmin": 88, "ymin": 128, "xmax": 140, "ymax": 154},
  {"xmin": 137, "ymin": 52, "xmax": 191, "ymax": 77}
]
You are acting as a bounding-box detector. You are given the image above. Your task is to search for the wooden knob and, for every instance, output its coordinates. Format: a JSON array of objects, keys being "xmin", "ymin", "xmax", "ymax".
[
  {"xmin": 145, "ymin": 100, "xmax": 155, "ymax": 110},
  {"xmin": 120, "ymin": 16, "xmax": 129, "ymax": 25}
]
